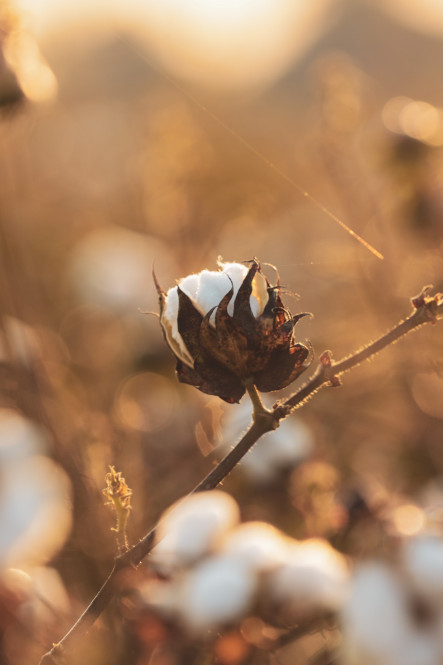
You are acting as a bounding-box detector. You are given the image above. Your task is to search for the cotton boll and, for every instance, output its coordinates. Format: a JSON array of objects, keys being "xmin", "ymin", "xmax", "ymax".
[
  {"xmin": 165, "ymin": 260, "xmax": 268, "ymax": 335},
  {"xmin": 186, "ymin": 269, "xmax": 234, "ymax": 317},
  {"xmin": 341, "ymin": 562, "xmax": 439, "ymax": 665},
  {"xmin": 0, "ymin": 410, "xmax": 72, "ymax": 569},
  {"xmin": 401, "ymin": 536, "xmax": 443, "ymax": 604},
  {"xmin": 0, "ymin": 456, "xmax": 72, "ymax": 569},
  {"xmin": 265, "ymin": 539, "xmax": 349, "ymax": 623},
  {"xmin": 177, "ymin": 553, "xmax": 258, "ymax": 634},
  {"xmin": 0, "ymin": 409, "xmax": 47, "ymax": 462},
  {"xmin": 151, "ymin": 491, "xmax": 240, "ymax": 574},
  {"xmin": 156, "ymin": 258, "xmax": 309, "ymax": 403},
  {"xmin": 67, "ymin": 226, "xmax": 178, "ymax": 313},
  {"xmin": 162, "ymin": 286, "xmax": 194, "ymax": 366},
  {"xmin": 217, "ymin": 262, "xmax": 268, "ymax": 318},
  {"xmin": 221, "ymin": 400, "xmax": 313, "ymax": 483},
  {"xmin": 220, "ymin": 522, "xmax": 289, "ymax": 573}
]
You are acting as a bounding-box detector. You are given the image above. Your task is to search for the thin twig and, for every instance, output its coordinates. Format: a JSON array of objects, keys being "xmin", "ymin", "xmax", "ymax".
[
  {"xmin": 39, "ymin": 286, "xmax": 442, "ymax": 665},
  {"xmin": 283, "ymin": 286, "xmax": 442, "ymax": 412}
]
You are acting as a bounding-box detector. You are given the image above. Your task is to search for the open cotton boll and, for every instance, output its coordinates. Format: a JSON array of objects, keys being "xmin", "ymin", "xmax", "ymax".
[
  {"xmin": 220, "ymin": 522, "xmax": 290, "ymax": 573},
  {"xmin": 180, "ymin": 262, "xmax": 268, "ymax": 319},
  {"xmin": 401, "ymin": 536, "xmax": 443, "ymax": 603},
  {"xmin": 156, "ymin": 258, "xmax": 309, "ymax": 402},
  {"xmin": 177, "ymin": 553, "xmax": 258, "ymax": 634},
  {"xmin": 265, "ymin": 538, "xmax": 349, "ymax": 622},
  {"xmin": 341, "ymin": 562, "xmax": 439, "ymax": 665},
  {"xmin": 162, "ymin": 261, "xmax": 269, "ymax": 367},
  {"xmin": 151, "ymin": 491, "xmax": 240, "ymax": 574}
]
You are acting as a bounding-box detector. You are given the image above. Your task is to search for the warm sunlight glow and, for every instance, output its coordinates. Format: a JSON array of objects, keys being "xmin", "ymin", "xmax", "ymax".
[
  {"xmin": 4, "ymin": 31, "xmax": 57, "ymax": 101},
  {"xmin": 382, "ymin": 96, "xmax": 443, "ymax": 146},
  {"xmin": 376, "ymin": 0, "xmax": 443, "ymax": 37},
  {"xmin": 129, "ymin": 0, "xmax": 339, "ymax": 91},
  {"xmin": 17, "ymin": 0, "xmax": 339, "ymax": 92}
]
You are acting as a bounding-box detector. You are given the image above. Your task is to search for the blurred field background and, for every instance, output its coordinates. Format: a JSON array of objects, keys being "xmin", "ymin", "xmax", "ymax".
[{"xmin": 1, "ymin": 0, "xmax": 443, "ymax": 663}]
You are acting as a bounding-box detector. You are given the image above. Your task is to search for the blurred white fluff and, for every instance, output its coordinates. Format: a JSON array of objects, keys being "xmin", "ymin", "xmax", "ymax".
[
  {"xmin": 12, "ymin": 566, "xmax": 70, "ymax": 624},
  {"xmin": 402, "ymin": 536, "xmax": 443, "ymax": 604},
  {"xmin": 177, "ymin": 552, "xmax": 258, "ymax": 633},
  {"xmin": 151, "ymin": 491, "xmax": 240, "ymax": 574},
  {"xmin": 0, "ymin": 409, "xmax": 72, "ymax": 569},
  {"xmin": 146, "ymin": 490, "xmax": 354, "ymax": 636},
  {"xmin": 220, "ymin": 521, "xmax": 289, "ymax": 573},
  {"xmin": 163, "ymin": 261, "xmax": 269, "ymax": 366},
  {"xmin": 67, "ymin": 226, "xmax": 178, "ymax": 312},
  {"xmin": 341, "ymin": 562, "xmax": 439, "ymax": 665},
  {"xmin": 265, "ymin": 538, "xmax": 349, "ymax": 621},
  {"xmin": 0, "ymin": 317, "xmax": 39, "ymax": 366},
  {"xmin": 221, "ymin": 399, "xmax": 314, "ymax": 483}
]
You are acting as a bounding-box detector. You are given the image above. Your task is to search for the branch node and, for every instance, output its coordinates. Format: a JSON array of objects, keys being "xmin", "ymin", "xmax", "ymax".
[
  {"xmin": 319, "ymin": 350, "xmax": 341, "ymax": 387},
  {"xmin": 411, "ymin": 285, "xmax": 443, "ymax": 324},
  {"xmin": 273, "ymin": 403, "xmax": 291, "ymax": 420}
]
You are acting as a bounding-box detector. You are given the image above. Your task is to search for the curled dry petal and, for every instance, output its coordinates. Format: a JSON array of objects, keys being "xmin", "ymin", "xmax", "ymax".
[{"xmin": 154, "ymin": 259, "xmax": 310, "ymax": 403}]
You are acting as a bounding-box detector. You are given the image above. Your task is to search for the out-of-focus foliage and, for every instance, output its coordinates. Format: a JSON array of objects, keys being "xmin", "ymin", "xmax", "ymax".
[{"xmin": 1, "ymin": 0, "xmax": 443, "ymax": 663}]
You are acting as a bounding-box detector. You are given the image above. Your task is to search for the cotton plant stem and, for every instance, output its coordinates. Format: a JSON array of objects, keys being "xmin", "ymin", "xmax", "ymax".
[
  {"xmin": 283, "ymin": 286, "xmax": 443, "ymax": 412},
  {"xmin": 39, "ymin": 287, "xmax": 443, "ymax": 665},
  {"xmin": 245, "ymin": 380, "xmax": 270, "ymax": 416}
]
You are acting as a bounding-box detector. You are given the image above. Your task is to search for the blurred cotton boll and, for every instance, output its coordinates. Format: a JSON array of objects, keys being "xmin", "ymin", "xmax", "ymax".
[
  {"xmin": 0, "ymin": 566, "xmax": 70, "ymax": 664},
  {"xmin": 340, "ymin": 562, "xmax": 439, "ymax": 665},
  {"xmin": 221, "ymin": 399, "xmax": 314, "ymax": 483},
  {"xmin": 264, "ymin": 538, "xmax": 349, "ymax": 624},
  {"xmin": 401, "ymin": 536, "xmax": 443, "ymax": 605},
  {"xmin": 127, "ymin": 0, "xmax": 341, "ymax": 93},
  {"xmin": 66, "ymin": 226, "xmax": 178, "ymax": 313},
  {"xmin": 177, "ymin": 553, "xmax": 258, "ymax": 634},
  {"xmin": 220, "ymin": 522, "xmax": 289, "ymax": 573},
  {"xmin": 0, "ymin": 409, "xmax": 72, "ymax": 569},
  {"xmin": 5, "ymin": 566, "xmax": 70, "ymax": 625},
  {"xmin": 151, "ymin": 491, "xmax": 240, "ymax": 575},
  {"xmin": 0, "ymin": 408, "xmax": 47, "ymax": 461}
]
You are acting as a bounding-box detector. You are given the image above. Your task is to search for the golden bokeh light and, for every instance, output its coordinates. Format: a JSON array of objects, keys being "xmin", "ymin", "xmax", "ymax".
[
  {"xmin": 114, "ymin": 372, "xmax": 178, "ymax": 433},
  {"xmin": 391, "ymin": 504, "xmax": 426, "ymax": 537}
]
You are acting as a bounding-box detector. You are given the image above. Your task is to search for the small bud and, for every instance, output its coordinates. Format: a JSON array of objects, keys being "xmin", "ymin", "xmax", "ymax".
[
  {"xmin": 103, "ymin": 466, "xmax": 132, "ymax": 553},
  {"xmin": 154, "ymin": 259, "xmax": 310, "ymax": 403}
]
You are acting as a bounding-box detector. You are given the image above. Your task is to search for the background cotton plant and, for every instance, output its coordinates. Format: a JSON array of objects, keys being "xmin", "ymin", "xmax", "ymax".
[
  {"xmin": 220, "ymin": 398, "xmax": 314, "ymax": 484},
  {"xmin": 142, "ymin": 492, "xmax": 350, "ymax": 636},
  {"xmin": 2, "ymin": 2, "xmax": 443, "ymax": 665}
]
